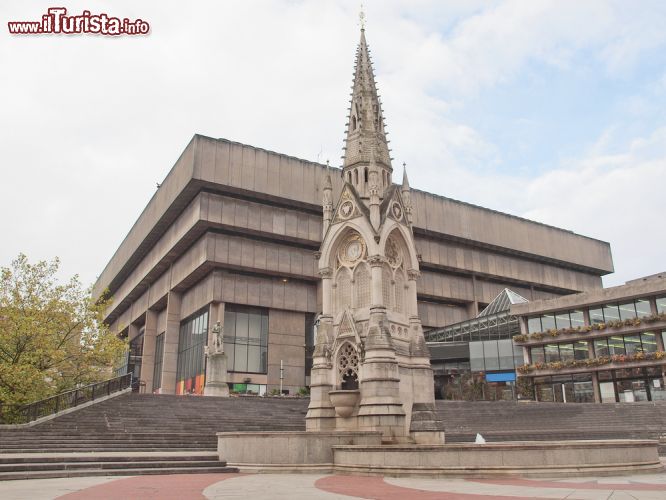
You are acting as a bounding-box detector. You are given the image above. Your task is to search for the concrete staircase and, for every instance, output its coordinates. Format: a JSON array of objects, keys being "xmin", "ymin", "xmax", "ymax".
[
  {"xmin": 0, "ymin": 394, "xmax": 308, "ymax": 480},
  {"xmin": 436, "ymin": 400, "xmax": 666, "ymax": 447},
  {"xmin": 2, "ymin": 394, "xmax": 665, "ymax": 479}
]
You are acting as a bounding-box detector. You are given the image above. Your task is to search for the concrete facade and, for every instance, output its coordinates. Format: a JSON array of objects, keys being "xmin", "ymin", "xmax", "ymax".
[{"xmin": 93, "ymin": 27, "xmax": 613, "ymax": 397}]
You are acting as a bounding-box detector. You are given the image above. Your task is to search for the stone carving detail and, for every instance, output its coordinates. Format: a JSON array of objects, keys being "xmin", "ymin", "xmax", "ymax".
[
  {"xmin": 385, "ymin": 236, "xmax": 403, "ymax": 269},
  {"xmin": 407, "ymin": 269, "xmax": 421, "ymax": 281},
  {"xmin": 367, "ymin": 254, "xmax": 384, "ymax": 267},
  {"xmin": 391, "ymin": 202, "xmax": 403, "ymax": 220},
  {"xmin": 337, "ymin": 232, "xmax": 366, "ymax": 267},
  {"xmin": 332, "ymin": 187, "xmax": 361, "ymax": 224},
  {"xmin": 337, "ymin": 342, "xmax": 359, "ymax": 387},
  {"xmin": 318, "ymin": 267, "xmax": 333, "ymax": 278}
]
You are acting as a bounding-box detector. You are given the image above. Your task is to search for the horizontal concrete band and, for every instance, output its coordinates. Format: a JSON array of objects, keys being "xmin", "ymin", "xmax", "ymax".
[{"xmin": 330, "ymin": 462, "xmax": 664, "ymax": 478}]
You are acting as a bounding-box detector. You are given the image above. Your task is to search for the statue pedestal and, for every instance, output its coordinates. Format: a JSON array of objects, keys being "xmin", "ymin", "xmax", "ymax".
[{"xmin": 204, "ymin": 351, "xmax": 229, "ymax": 397}]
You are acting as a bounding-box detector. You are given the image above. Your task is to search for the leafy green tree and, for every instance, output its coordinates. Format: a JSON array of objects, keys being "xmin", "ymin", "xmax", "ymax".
[{"xmin": 0, "ymin": 254, "xmax": 126, "ymax": 409}]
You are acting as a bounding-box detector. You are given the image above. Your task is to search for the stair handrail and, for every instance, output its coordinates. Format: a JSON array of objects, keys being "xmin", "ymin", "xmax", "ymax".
[{"xmin": 0, "ymin": 373, "xmax": 133, "ymax": 425}]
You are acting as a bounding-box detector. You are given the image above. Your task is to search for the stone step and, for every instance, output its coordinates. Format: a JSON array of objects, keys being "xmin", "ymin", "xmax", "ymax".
[
  {"xmin": 0, "ymin": 453, "xmax": 218, "ymax": 464},
  {"xmin": 0, "ymin": 447, "xmax": 215, "ymax": 454},
  {"xmin": 0, "ymin": 466, "xmax": 238, "ymax": 481},
  {"xmin": 0, "ymin": 459, "xmax": 224, "ymax": 473}
]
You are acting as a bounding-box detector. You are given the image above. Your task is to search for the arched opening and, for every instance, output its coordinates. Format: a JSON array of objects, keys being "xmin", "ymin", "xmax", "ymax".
[
  {"xmin": 351, "ymin": 115, "xmax": 357, "ymax": 131},
  {"xmin": 338, "ymin": 342, "xmax": 359, "ymax": 390},
  {"xmin": 364, "ymin": 167, "xmax": 368, "ymax": 184},
  {"xmin": 353, "ymin": 168, "xmax": 358, "ymax": 186}
]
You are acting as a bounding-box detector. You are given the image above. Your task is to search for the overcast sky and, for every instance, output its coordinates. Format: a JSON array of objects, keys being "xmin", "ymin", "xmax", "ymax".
[{"xmin": 2, "ymin": 0, "xmax": 665, "ymax": 290}]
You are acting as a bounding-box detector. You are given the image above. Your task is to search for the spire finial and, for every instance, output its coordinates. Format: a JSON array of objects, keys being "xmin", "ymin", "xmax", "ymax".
[{"xmin": 359, "ymin": 4, "xmax": 366, "ymax": 31}]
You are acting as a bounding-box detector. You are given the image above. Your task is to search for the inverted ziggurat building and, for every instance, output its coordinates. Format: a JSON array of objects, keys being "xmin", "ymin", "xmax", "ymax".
[{"xmin": 94, "ymin": 27, "xmax": 614, "ymax": 402}]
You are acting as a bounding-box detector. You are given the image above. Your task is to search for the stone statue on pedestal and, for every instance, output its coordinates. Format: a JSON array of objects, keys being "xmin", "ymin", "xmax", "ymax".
[{"xmin": 203, "ymin": 321, "xmax": 230, "ymax": 397}]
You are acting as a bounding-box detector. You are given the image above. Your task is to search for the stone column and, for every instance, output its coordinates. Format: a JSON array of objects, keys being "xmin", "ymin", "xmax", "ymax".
[
  {"xmin": 141, "ymin": 310, "xmax": 158, "ymax": 393},
  {"xmin": 320, "ymin": 267, "xmax": 333, "ymax": 315},
  {"xmin": 406, "ymin": 269, "xmax": 420, "ymax": 318},
  {"xmin": 591, "ymin": 372, "xmax": 601, "ymax": 403},
  {"xmin": 306, "ymin": 316, "xmax": 336, "ymax": 431},
  {"xmin": 369, "ymin": 256, "xmax": 384, "ymax": 308},
  {"xmin": 357, "ymin": 321, "xmax": 406, "ymax": 442},
  {"xmin": 160, "ymin": 291, "xmax": 181, "ymax": 394}
]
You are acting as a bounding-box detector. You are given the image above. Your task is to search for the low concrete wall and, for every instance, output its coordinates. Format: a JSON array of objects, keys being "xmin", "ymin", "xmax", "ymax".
[
  {"xmin": 217, "ymin": 431, "xmax": 382, "ymax": 472},
  {"xmin": 332, "ymin": 440, "xmax": 663, "ymax": 478}
]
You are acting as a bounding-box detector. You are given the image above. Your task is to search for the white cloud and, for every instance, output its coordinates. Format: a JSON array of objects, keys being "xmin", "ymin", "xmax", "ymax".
[{"xmin": 520, "ymin": 127, "xmax": 666, "ymax": 286}]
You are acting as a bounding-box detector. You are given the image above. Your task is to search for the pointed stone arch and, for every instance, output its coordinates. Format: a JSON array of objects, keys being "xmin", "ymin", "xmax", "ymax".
[
  {"xmin": 336, "ymin": 341, "xmax": 359, "ymax": 389},
  {"xmin": 320, "ymin": 220, "xmax": 375, "ymax": 272},
  {"xmin": 380, "ymin": 225, "xmax": 419, "ymax": 272}
]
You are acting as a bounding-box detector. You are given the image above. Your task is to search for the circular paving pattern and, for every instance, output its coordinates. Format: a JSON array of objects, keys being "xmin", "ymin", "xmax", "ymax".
[{"xmin": 2, "ymin": 470, "xmax": 666, "ymax": 500}]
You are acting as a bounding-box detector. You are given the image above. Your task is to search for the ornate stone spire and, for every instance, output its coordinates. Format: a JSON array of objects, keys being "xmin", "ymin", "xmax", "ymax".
[
  {"xmin": 322, "ymin": 160, "xmax": 333, "ymax": 236},
  {"xmin": 401, "ymin": 163, "xmax": 413, "ymax": 224},
  {"xmin": 342, "ymin": 28, "xmax": 392, "ymax": 200}
]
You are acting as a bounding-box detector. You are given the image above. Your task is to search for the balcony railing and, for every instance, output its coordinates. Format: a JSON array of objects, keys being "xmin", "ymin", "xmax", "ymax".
[{"xmin": 0, "ymin": 373, "xmax": 132, "ymax": 425}]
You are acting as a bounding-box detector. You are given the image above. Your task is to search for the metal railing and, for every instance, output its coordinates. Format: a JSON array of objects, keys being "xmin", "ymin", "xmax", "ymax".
[{"xmin": 0, "ymin": 373, "xmax": 132, "ymax": 425}]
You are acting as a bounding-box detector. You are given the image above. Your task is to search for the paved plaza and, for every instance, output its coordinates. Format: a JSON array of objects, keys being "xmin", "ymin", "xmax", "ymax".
[{"xmin": 2, "ymin": 468, "xmax": 666, "ymax": 500}]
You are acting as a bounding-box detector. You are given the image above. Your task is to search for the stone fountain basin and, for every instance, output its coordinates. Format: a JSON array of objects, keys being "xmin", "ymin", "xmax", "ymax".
[
  {"xmin": 328, "ymin": 389, "xmax": 360, "ymax": 418},
  {"xmin": 217, "ymin": 431, "xmax": 663, "ymax": 477}
]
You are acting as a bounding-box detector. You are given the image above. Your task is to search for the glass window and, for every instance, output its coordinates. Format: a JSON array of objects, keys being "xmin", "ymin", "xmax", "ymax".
[
  {"xmin": 152, "ymin": 332, "xmax": 164, "ymax": 392},
  {"xmin": 528, "ymin": 317, "xmax": 542, "ymax": 333},
  {"xmin": 513, "ymin": 344, "xmax": 524, "ymax": 368},
  {"xmin": 623, "ymin": 335, "xmax": 642, "ymax": 355},
  {"xmin": 656, "ymin": 297, "xmax": 666, "ymax": 314},
  {"xmin": 540, "ymin": 314, "xmax": 556, "ymax": 331},
  {"xmin": 599, "ymin": 381, "xmax": 616, "ymax": 403},
  {"xmin": 224, "ymin": 306, "xmax": 269, "ymax": 374},
  {"xmin": 555, "ymin": 312, "xmax": 571, "ymax": 330},
  {"xmin": 176, "ymin": 308, "xmax": 209, "ymax": 395},
  {"xmin": 572, "ymin": 373, "xmax": 594, "ymax": 403},
  {"xmin": 570, "ymin": 310, "xmax": 585, "ymax": 329},
  {"xmin": 558, "ymin": 343, "xmax": 574, "ymax": 362},
  {"xmin": 640, "ymin": 332, "xmax": 657, "ymax": 353},
  {"xmin": 531, "ymin": 346, "xmax": 545, "ymax": 364},
  {"xmin": 573, "ymin": 341, "xmax": 589, "ymax": 360},
  {"xmin": 545, "ymin": 344, "xmax": 559, "ymax": 363},
  {"xmin": 603, "ymin": 304, "xmax": 620, "ymax": 322},
  {"xmin": 469, "ymin": 342, "xmax": 485, "ymax": 372},
  {"xmin": 497, "ymin": 339, "xmax": 515, "ymax": 370},
  {"xmin": 594, "ymin": 338, "xmax": 609, "ymax": 357},
  {"xmin": 589, "ymin": 308, "xmax": 604, "ymax": 325},
  {"xmin": 608, "ymin": 336, "xmax": 626, "ymax": 356},
  {"xmin": 635, "ymin": 299, "xmax": 652, "ymax": 318},
  {"xmin": 618, "ymin": 302, "xmax": 637, "ymax": 321},
  {"xmin": 483, "ymin": 340, "xmax": 500, "ymax": 371}
]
